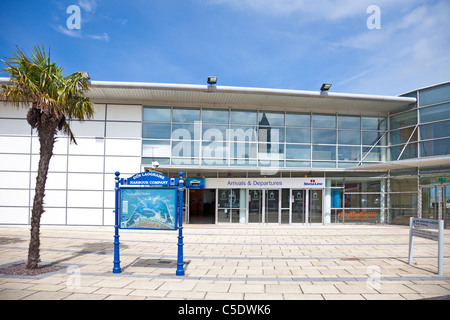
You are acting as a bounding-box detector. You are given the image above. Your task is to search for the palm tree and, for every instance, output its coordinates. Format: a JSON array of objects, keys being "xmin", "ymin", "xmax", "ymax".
[{"xmin": 1, "ymin": 45, "xmax": 94, "ymax": 269}]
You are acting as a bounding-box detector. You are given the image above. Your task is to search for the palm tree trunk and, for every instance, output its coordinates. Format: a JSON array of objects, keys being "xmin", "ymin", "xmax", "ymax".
[{"xmin": 27, "ymin": 118, "xmax": 57, "ymax": 270}]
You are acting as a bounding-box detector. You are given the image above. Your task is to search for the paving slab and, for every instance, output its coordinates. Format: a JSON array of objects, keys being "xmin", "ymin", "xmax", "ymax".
[{"xmin": 0, "ymin": 224, "xmax": 449, "ymax": 301}]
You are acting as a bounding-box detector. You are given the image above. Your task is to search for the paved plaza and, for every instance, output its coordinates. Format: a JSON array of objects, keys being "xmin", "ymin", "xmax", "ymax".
[{"xmin": 0, "ymin": 224, "xmax": 449, "ymax": 300}]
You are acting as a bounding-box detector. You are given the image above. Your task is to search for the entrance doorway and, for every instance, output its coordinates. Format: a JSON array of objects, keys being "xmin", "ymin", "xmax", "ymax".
[
  {"xmin": 291, "ymin": 189, "xmax": 323, "ymax": 224},
  {"xmin": 188, "ymin": 189, "xmax": 215, "ymax": 224},
  {"xmin": 248, "ymin": 189, "xmax": 280, "ymax": 224},
  {"xmin": 421, "ymin": 185, "xmax": 449, "ymax": 228}
]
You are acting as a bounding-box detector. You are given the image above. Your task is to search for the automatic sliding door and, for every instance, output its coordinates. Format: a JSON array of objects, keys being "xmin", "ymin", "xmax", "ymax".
[
  {"xmin": 309, "ymin": 190, "xmax": 323, "ymax": 224},
  {"xmin": 292, "ymin": 190, "xmax": 306, "ymax": 224},
  {"xmin": 265, "ymin": 190, "xmax": 279, "ymax": 224},
  {"xmin": 249, "ymin": 190, "xmax": 262, "ymax": 223}
]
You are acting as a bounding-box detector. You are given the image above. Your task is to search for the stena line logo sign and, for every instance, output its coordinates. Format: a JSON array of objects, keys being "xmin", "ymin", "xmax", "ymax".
[{"xmin": 303, "ymin": 179, "xmax": 324, "ymax": 187}]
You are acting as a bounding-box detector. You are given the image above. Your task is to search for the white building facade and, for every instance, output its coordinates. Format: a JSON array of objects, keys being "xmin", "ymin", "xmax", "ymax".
[{"xmin": 1, "ymin": 79, "xmax": 449, "ymax": 227}]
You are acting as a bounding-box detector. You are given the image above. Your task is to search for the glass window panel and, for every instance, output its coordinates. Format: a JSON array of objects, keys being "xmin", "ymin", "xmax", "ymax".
[
  {"xmin": 202, "ymin": 141, "xmax": 227, "ymax": 158},
  {"xmin": 229, "ymin": 125, "xmax": 257, "ymax": 142},
  {"xmin": 258, "ymin": 127, "xmax": 284, "ymax": 143},
  {"xmin": 171, "ymin": 140, "xmax": 199, "ymax": 157},
  {"xmin": 230, "ymin": 110, "xmax": 257, "ymax": 125},
  {"xmin": 312, "ymin": 161, "xmax": 336, "ymax": 168},
  {"xmin": 286, "ymin": 128, "xmax": 310, "ymax": 143},
  {"xmin": 202, "ymin": 158, "xmax": 226, "ymax": 166},
  {"xmin": 143, "ymin": 107, "xmax": 171, "ymax": 122},
  {"xmin": 172, "ymin": 107, "xmax": 200, "ymax": 123},
  {"xmin": 202, "ymin": 109, "xmax": 229, "ymax": 124},
  {"xmin": 286, "ymin": 144, "xmax": 310, "ymax": 159},
  {"xmin": 171, "ymin": 157, "xmax": 199, "ymax": 165},
  {"xmin": 338, "ymin": 130, "xmax": 361, "ymax": 145},
  {"xmin": 230, "ymin": 159, "xmax": 257, "ymax": 166},
  {"xmin": 419, "ymin": 120, "xmax": 450, "ymax": 140},
  {"xmin": 142, "ymin": 140, "xmax": 170, "ymax": 157},
  {"xmin": 286, "ymin": 160, "xmax": 310, "ymax": 167},
  {"xmin": 172, "ymin": 123, "xmax": 201, "ymax": 140},
  {"xmin": 419, "ymin": 103, "xmax": 450, "ymax": 124},
  {"xmin": 142, "ymin": 157, "xmax": 170, "ymax": 165},
  {"xmin": 419, "ymin": 83, "xmax": 450, "ymax": 106},
  {"xmin": 312, "ymin": 114, "xmax": 336, "ymax": 128},
  {"xmin": 258, "ymin": 112, "xmax": 284, "ymax": 127},
  {"xmin": 363, "ymin": 147, "xmax": 387, "ymax": 162},
  {"xmin": 312, "ymin": 145, "xmax": 336, "ymax": 160},
  {"xmin": 202, "ymin": 124, "xmax": 228, "ymax": 141},
  {"xmin": 285, "ymin": 112, "xmax": 310, "ymax": 127},
  {"xmin": 230, "ymin": 142, "xmax": 257, "ymax": 159},
  {"xmin": 390, "ymin": 127, "xmax": 417, "ymax": 145},
  {"xmin": 338, "ymin": 146, "xmax": 361, "ymax": 161},
  {"xmin": 338, "ymin": 115, "xmax": 360, "ymax": 129},
  {"xmin": 390, "ymin": 110, "xmax": 417, "ymax": 130},
  {"xmin": 363, "ymin": 131, "xmax": 386, "ymax": 146},
  {"xmin": 400, "ymin": 143, "xmax": 418, "ymax": 160},
  {"xmin": 142, "ymin": 123, "xmax": 171, "ymax": 139},
  {"xmin": 362, "ymin": 116, "xmax": 387, "ymax": 131},
  {"xmin": 258, "ymin": 142, "xmax": 284, "ymax": 158},
  {"xmin": 312, "ymin": 129, "xmax": 336, "ymax": 144},
  {"xmin": 420, "ymin": 138, "xmax": 450, "ymax": 157}
]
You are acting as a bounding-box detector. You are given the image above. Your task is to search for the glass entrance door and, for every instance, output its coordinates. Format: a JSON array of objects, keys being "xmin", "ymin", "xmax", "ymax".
[
  {"xmin": 291, "ymin": 189, "xmax": 323, "ymax": 224},
  {"xmin": 309, "ymin": 190, "xmax": 323, "ymax": 224},
  {"xmin": 248, "ymin": 189, "xmax": 280, "ymax": 224},
  {"xmin": 422, "ymin": 185, "xmax": 449, "ymax": 228},
  {"xmin": 292, "ymin": 190, "xmax": 306, "ymax": 223}
]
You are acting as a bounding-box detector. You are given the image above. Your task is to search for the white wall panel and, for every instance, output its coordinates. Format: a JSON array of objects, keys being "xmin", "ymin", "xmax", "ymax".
[
  {"xmin": 103, "ymin": 208, "xmax": 115, "ymax": 226},
  {"xmin": 29, "ymin": 190, "xmax": 66, "ymax": 207},
  {"xmin": 91, "ymin": 104, "xmax": 106, "ymax": 121},
  {"xmin": 0, "ymin": 119, "xmax": 31, "ymax": 136},
  {"xmin": 0, "ymin": 189, "xmax": 30, "ymax": 206},
  {"xmin": 67, "ymin": 190, "xmax": 103, "ymax": 208},
  {"xmin": 40, "ymin": 208, "xmax": 66, "ymax": 225},
  {"xmin": 0, "ymin": 172, "xmax": 30, "ymax": 188},
  {"xmin": 67, "ymin": 173, "xmax": 103, "ymax": 190},
  {"xmin": 69, "ymin": 138, "xmax": 104, "ymax": 155},
  {"xmin": 0, "ymin": 207, "xmax": 29, "ymax": 224},
  {"xmin": 0, "ymin": 136, "xmax": 31, "ymax": 154},
  {"xmin": 70, "ymin": 121, "xmax": 105, "ymax": 138},
  {"xmin": 31, "ymin": 137, "xmax": 68, "ymax": 155},
  {"xmin": 0, "ymin": 154, "xmax": 31, "ymax": 171},
  {"xmin": 29, "ymin": 172, "xmax": 67, "ymax": 190},
  {"xmin": 107, "ymin": 104, "xmax": 141, "ymax": 121},
  {"xmin": 0, "ymin": 102, "xmax": 29, "ymax": 118},
  {"xmin": 67, "ymin": 208, "xmax": 103, "ymax": 225},
  {"xmin": 31, "ymin": 155, "xmax": 67, "ymax": 172},
  {"xmin": 68, "ymin": 155, "xmax": 104, "ymax": 173},
  {"xmin": 105, "ymin": 139, "xmax": 141, "ymax": 156},
  {"xmin": 104, "ymin": 156, "xmax": 140, "ymax": 174},
  {"xmin": 103, "ymin": 190, "xmax": 115, "ymax": 208},
  {"xmin": 106, "ymin": 122, "xmax": 141, "ymax": 138}
]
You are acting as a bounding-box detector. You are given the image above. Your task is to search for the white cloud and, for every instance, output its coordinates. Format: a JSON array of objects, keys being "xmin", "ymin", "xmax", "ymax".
[
  {"xmin": 209, "ymin": 0, "xmax": 422, "ymax": 21},
  {"xmin": 335, "ymin": 1, "xmax": 450, "ymax": 94},
  {"xmin": 78, "ymin": 0, "xmax": 97, "ymax": 13},
  {"xmin": 87, "ymin": 32, "xmax": 110, "ymax": 42},
  {"xmin": 54, "ymin": 25, "xmax": 82, "ymax": 38}
]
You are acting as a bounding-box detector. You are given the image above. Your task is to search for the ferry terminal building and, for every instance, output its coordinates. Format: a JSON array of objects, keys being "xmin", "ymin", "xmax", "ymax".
[{"xmin": 0, "ymin": 78, "xmax": 449, "ymax": 228}]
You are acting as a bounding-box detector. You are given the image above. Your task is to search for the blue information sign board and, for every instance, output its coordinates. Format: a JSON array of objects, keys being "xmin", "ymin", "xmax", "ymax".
[
  {"xmin": 120, "ymin": 187, "xmax": 177, "ymax": 230},
  {"xmin": 113, "ymin": 171, "xmax": 185, "ymax": 276}
]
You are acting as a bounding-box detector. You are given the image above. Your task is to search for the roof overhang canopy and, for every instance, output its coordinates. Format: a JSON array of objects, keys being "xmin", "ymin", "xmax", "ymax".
[
  {"xmin": 347, "ymin": 155, "xmax": 450, "ymax": 171},
  {"xmin": 87, "ymin": 80, "xmax": 416, "ymax": 115}
]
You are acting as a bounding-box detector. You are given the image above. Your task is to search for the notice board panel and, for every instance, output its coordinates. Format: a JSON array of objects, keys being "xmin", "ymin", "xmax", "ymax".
[{"xmin": 119, "ymin": 187, "xmax": 177, "ymax": 230}]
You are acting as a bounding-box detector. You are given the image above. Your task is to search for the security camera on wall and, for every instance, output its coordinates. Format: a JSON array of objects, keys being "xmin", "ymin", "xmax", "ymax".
[{"xmin": 152, "ymin": 161, "xmax": 160, "ymax": 169}]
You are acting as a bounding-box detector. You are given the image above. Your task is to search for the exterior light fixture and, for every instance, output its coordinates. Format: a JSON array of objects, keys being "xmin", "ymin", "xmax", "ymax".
[
  {"xmin": 207, "ymin": 76, "xmax": 218, "ymax": 85},
  {"xmin": 320, "ymin": 83, "xmax": 332, "ymax": 92}
]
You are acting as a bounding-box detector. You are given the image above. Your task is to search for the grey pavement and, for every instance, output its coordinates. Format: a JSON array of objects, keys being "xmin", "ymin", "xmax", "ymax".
[{"xmin": 0, "ymin": 224, "xmax": 449, "ymax": 300}]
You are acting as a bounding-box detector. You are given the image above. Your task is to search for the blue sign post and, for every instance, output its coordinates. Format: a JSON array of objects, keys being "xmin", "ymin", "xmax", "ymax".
[{"xmin": 113, "ymin": 171, "xmax": 185, "ymax": 276}]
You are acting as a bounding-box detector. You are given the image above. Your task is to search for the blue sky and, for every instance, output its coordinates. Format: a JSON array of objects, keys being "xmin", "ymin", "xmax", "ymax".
[{"xmin": 1, "ymin": 0, "xmax": 449, "ymax": 95}]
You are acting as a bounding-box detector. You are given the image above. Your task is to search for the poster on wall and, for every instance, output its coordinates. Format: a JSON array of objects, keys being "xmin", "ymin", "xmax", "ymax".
[{"xmin": 119, "ymin": 187, "xmax": 177, "ymax": 230}]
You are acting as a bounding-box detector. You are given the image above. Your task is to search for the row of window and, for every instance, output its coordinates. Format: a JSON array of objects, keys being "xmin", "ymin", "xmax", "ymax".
[{"xmin": 143, "ymin": 107, "xmax": 387, "ymax": 130}]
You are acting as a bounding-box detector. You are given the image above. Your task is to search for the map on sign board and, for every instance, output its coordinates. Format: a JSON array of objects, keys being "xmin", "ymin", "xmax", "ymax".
[{"xmin": 120, "ymin": 188, "xmax": 177, "ymax": 230}]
